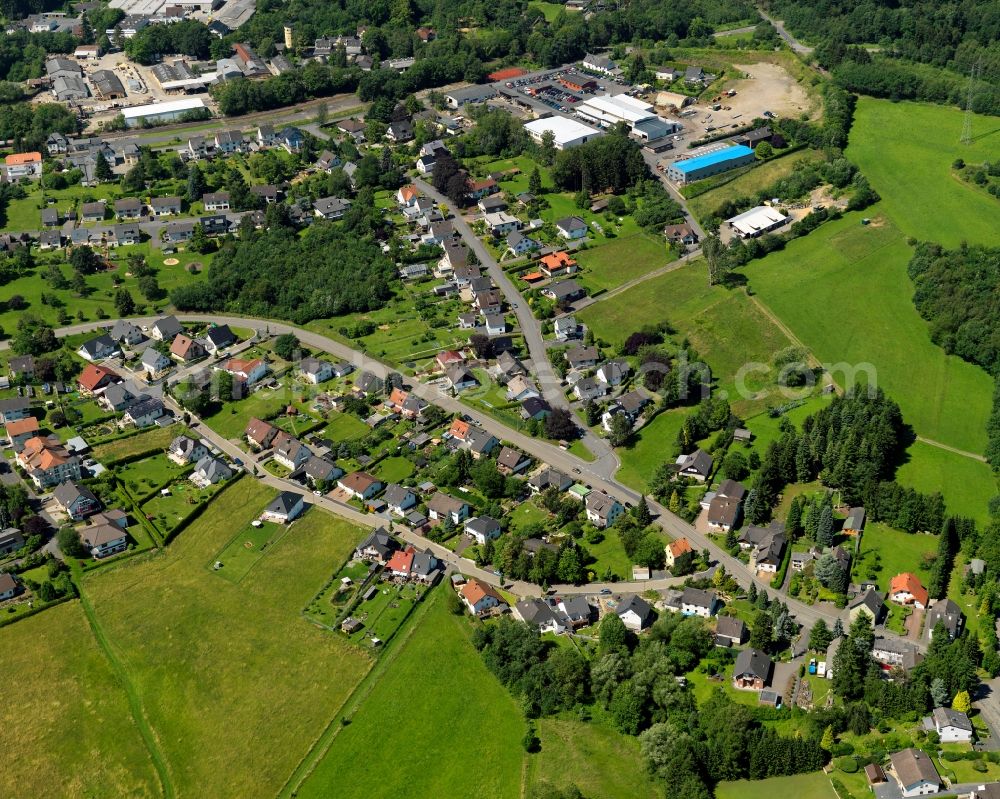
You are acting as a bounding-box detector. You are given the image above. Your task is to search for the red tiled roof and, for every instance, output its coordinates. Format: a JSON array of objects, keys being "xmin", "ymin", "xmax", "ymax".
[{"xmin": 78, "ymin": 364, "xmax": 119, "ymax": 391}]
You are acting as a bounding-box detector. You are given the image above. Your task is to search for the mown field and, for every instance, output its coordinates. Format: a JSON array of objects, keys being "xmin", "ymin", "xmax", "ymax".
[
  {"xmin": 295, "ymin": 589, "xmax": 526, "ymax": 799},
  {"xmin": 574, "ymin": 233, "xmax": 673, "ymax": 293},
  {"xmin": 846, "ymin": 99, "xmax": 1000, "ymax": 248},
  {"xmin": 81, "ymin": 479, "xmax": 372, "ymax": 799},
  {"xmin": 716, "ymin": 772, "xmax": 837, "ymax": 799},
  {"xmin": 0, "ymin": 602, "xmax": 162, "ymax": 798},
  {"xmin": 895, "ymin": 441, "xmax": 997, "ymax": 527}
]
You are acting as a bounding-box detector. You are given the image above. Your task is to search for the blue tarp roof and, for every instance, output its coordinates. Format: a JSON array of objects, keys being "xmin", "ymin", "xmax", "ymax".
[{"xmin": 673, "ymin": 145, "xmax": 754, "ymax": 173}]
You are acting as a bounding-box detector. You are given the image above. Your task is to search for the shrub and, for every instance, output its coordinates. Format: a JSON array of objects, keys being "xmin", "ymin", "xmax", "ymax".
[{"xmin": 837, "ymin": 756, "xmax": 859, "ymax": 773}]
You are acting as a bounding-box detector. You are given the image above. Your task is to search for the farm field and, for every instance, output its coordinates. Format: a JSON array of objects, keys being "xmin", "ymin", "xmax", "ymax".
[
  {"xmin": 0, "ymin": 602, "xmax": 161, "ymax": 798},
  {"xmin": 742, "ymin": 212, "xmax": 993, "ymax": 455},
  {"xmin": 575, "ymin": 233, "xmax": 672, "ymax": 292},
  {"xmin": 851, "ymin": 522, "xmax": 939, "ymax": 594},
  {"xmin": 526, "ymin": 716, "xmax": 663, "ymax": 799},
  {"xmin": 294, "ymin": 589, "xmax": 525, "ymax": 799},
  {"xmin": 847, "ymin": 99, "xmax": 1000, "ymax": 249},
  {"xmin": 716, "ymin": 771, "xmax": 836, "ymax": 799},
  {"xmin": 579, "ymin": 262, "xmax": 798, "ymax": 418},
  {"xmin": 80, "ymin": 479, "xmax": 372, "ymax": 799},
  {"xmin": 687, "ymin": 149, "xmax": 821, "ymax": 223}
]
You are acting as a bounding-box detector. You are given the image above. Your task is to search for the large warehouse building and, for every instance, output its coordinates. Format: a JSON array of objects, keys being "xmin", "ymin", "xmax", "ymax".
[
  {"xmin": 727, "ymin": 205, "xmax": 789, "ymax": 238},
  {"xmin": 665, "ymin": 145, "xmax": 755, "ymax": 184},
  {"xmin": 122, "ymin": 97, "xmax": 207, "ymax": 127},
  {"xmin": 576, "ymin": 94, "xmax": 679, "ymax": 141},
  {"xmin": 524, "ymin": 117, "xmax": 604, "ymax": 150}
]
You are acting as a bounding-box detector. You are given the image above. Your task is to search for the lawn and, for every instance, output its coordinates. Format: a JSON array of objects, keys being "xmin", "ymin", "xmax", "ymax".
[
  {"xmin": 528, "ymin": 0, "xmax": 566, "ymax": 22},
  {"xmin": 743, "ymin": 212, "xmax": 994, "ymax": 455},
  {"xmin": 895, "ymin": 441, "xmax": 997, "ymax": 526},
  {"xmin": 575, "ymin": 233, "xmax": 673, "ymax": 292},
  {"xmin": 80, "ymin": 479, "xmax": 372, "ymax": 799},
  {"xmin": 846, "ymin": 99, "xmax": 1000, "ymax": 249},
  {"xmin": 91, "ymin": 425, "xmax": 181, "ymax": 464},
  {"xmin": 585, "ymin": 527, "xmax": 646, "ymax": 581},
  {"xmin": 322, "ymin": 410, "xmax": 370, "ymax": 441},
  {"xmin": 212, "ymin": 516, "xmax": 292, "ymax": 583},
  {"xmin": 294, "ymin": 589, "xmax": 526, "ymax": 799},
  {"xmin": 851, "ymin": 521, "xmax": 939, "ymax": 594},
  {"xmin": 0, "ymin": 602, "xmax": 162, "ymax": 798},
  {"xmin": 614, "ymin": 408, "xmax": 687, "ymax": 492},
  {"xmin": 579, "ymin": 261, "xmax": 799, "ymax": 418},
  {"xmin": 141, "ymin": 478, "xmax": 223, "ymax": 535},
  {"xmin": 116, "ymin": 453, "xmax": 188, "ymax": 496},
  {"xmin": 342, "ymin": 580, "xmax": 427, "ymax": 647},
  {"xmin": 203, "ymin": 385, "xmax": 302, "ymax": 440},
  {"xmin": 715, "ymin": 771, "xmax": 836, "ymax": 799},
  {"xmin": 508, "ymin": 497, "xmax": 552, "ymax": 532},
  {"xmin": 687, "ymin": 149, "xmax": 822, "ymax": 223},
  {"xmin": 526, "ymin": 716, "xmax": 663, "ymax": 799},
  {"xmin": 373, "ymin": 455, "xmax": 414, "ymax": 483}
]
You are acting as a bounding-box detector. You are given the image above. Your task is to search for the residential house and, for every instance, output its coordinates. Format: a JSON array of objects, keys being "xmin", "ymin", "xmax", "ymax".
[
  {"xmin": 295, "ymin": 456, "xmax": 343, "ymax": 488},
  {"xmin": 338, "ymin": 471, "xmax": 382, "ymax": 501},
  {"xmin": 203, "ymin": 325, "xmax": 236, "ymax": 354},
  {"xmin": 17, "ymin": 435, "xmax": 81, "ymax": 488},
  {"xmin": 202, "ymin": 191, "xmax": 230, "ymax": 212},
  {"xmin": 140, "ymin": 347, "xmax": 171, "ymax": 376},
  {"xmin": 191, "ymin": 456, "xmax": 232, "ymax": 486},
  {"xmin": 872, "ymin": 636, "xmax": 922, "ymax": 671},
  {"xmin": 38, "ymin": 229, "xmax": 62, "ymax": 250},
  {"xmin": 506, "ymin": 231, "xmax": 539, "ymax": 257},
  {"xmin": 396, "ymin": 184, "xmax": 420, "ymax": 207},
  {"xmin": 0, "ymin": 398, "xmax": 31, "ymax": 425},
  {"xmin": 554, "ymin": 316, "xmax": 580, "ymax": 342},
  {"xmin": 676, "ymin": 449, "xmax": 713, "ymax": 481},
  {"xmin": 543, "ymin": 279, "xmax": 585, "ymax": 304},
  {"xmin": 715, "ymin": 616, "xmax": 747, "ymax": 647},
  {"xmin": 80, "ymin": 516, "xmax": 129, "ymax": 559},
  {"xmin": 585, "ymin": 491, "xmax": 623, "ymax": 528},
  {"xmin": 925, "ymin": 598, "xmax": 964, "ymax": 640},
  {"xmin": 496, "ymin": 446, "xmax": 530, "ymax": 475},
  {"xmin": 733, "ymin": 648, "xmax": 773, "ymax": 690},
  {"xmin": 464, "ymin": 516, "xmax": 501, "ymax": 545},
  {"xmin": 558, "ymin": 596, "xmax": 594, "ymax": 628},
  {"xmin": 5, "ymin": 417, "xmax": 39, "ymax": 452},
  {"xmin": 843, "ymin": 506, "xmax": 866, "ymax": 535},
  {"xmin": 931, "ymin": 707, "xmax": 973, "ymax": 744},
  {"xmin": 97, "ymin": 382, "xmax": 136, "ymax": 413},
  {"xmin": 386, "ymin": 119, "xmax": 414, "ymax": 143},
  {"xmin": 168, "ymin": 435, "xmax": 208, "ymax": 465},
  {"xmin": 315, "ymin": 150, "xmax": 340, "ymax": 172},
  {"xmin": 528, "ymin": 468, "xmax": 571, "ymax": 494},
  {"xmin": 681, "ymin": 587, "xmax": 719, "ymax": 618},
  {"xmin": 4, "ymin": 151, "xmax": 43, "ymax": 180},
  {"xmin": 279, "ymin": 127, "xmax": 304, "ymax": 153},
  {"xmin": 514, "ymin": 599, "xmax": 567, "ymax": 634},
  {"xmin": 149, "ymin": 196, "xmax": 182, "ymax": 217},
  {"xmin": 573, "ymin": 377, "xmax": 605, "ymax": 402},
  {"xmin": 150, "ymin": 316, "xmax": 183, "ymax": 341},
  {"xmin": 8, "ymin": 355, "xmax": 35, "ymax": 382},
  {"xmin": 506, "ymin": 375, "xmax": 539, "ymax": 403},
  {"xmin": 596, "ymin": 359, "xmax": 630, "ymax": 387},
  {"xmin": 261, "ymin": 491, "xmax": 305, "ymax": 523},
  {"xmin": 313, "ymin": 196, "xmax": 352, "ymax": 220},
  {"xmin": 555, "ymin": 216, "xmax": 588, "ymax": 240},
  {"xmin": 115, "ymin": 197, "xmax": 143, "ymax": 219},
  {"xmin": 76, "ymin": 334, "xmax": 119, "ymax": 362},
  {"xmin": 615, "ymin": 594, "xmax": 655, "ymax": 632},
  {"xmin": 214, "ymin": 130, "xmax": 244, "ymax": 154},
  {"xmin": 299, "ymin": 357, "xmax": 334, "ymax": 384},
  {"xmin": 245, "ymin": 417, "xmax": 277, "ymax": 449},
  {"xmin": 427, "ymin": 492, "xmax": 470, "ymax": 526},
  {"xmin": 484, "ymin": 211, "xmax": 521, "ymax": 236},
  {"xmin": 489, "ymin": 351, "xmax": 527, "ymax": 384},
  {"xmin": 583, "ymin": 53, "xmax": 616, "ymax": 74},
  {"xmin": 221, "ymin": 357, "xmax": 268, "ymax": 387},
  {"xmin": 0, "ymin": 529, "xmax": 25, "ymax": 557},
  {"xmin": 665, "ymin": 537, "xmax": 694, "ymax": 568},
  {"xmin": 890, "ymin": 572, "xmax": 929, "ymax": 610},
  {"xmin": 445, "ymin": 364, "xmax": 478, "ymax": 393},
  {"xmin": 383, "ymin": 484, "xmax": 417, "ymax": 516},
  {"xmin": 355, "ymin": 371, "xmax": 384, "ymax": 396},
  {"xmin": 539, "ymin": 251, "xmax": 578, "ymax": 278},
  {"xmin": 479, "ymin": 195, "xmax": 508, "ymax": 214},
  {"xmin": 169, "ymin": 334, "xmax": 206, "ymax": 363},
  {"xmin": 461, "ymin": 578, "xmax": 506, "ymax": 616},
  {"xmin": 565, "ymin": 345, "xmax": 600, "ymax": 371},
  {"xmin": 751, "ymin": 527, "xmax": 787, "ymax": 573},
  {"xmin": 466, "ymin": 177, "xmax": 498, "ymax": 200},
  {"xmin": 52, "ymin": 480, "xmax": 101, "ymax": 520},
  {"xmin": 121, "ymin": 396, "xmax": 165, "ymax": 428},
  {"xmin": 250, "ymin": 184, "xmax": 280, "ymax": 204},
  {"xmin": 268, "ymin": 430, "xmax": 310, "ymax": 471},
  {"xmin": 354, "ymin": 528, "xmax": 397, "ymax": 563},
  {"xmin": 0, "ymin": 572, "xmax": 21, "ymax": 600},
  {"xmin": 707, "ymin": 495, "xmax": 741, "ymax": 532},
  {"xmin": 663, "ymin": 223, "xmax": 699, "ymax": 245},
  {"xmin": 889, "ymin": 748, "xmax": 940, "ymax": 798},
  {"xmin": 78, "ymin": 364, "xmax": 120, "ymax": 395},
  {"xmin": 848, "ymin": 587, "xmax": 886, "ymax": 626}
]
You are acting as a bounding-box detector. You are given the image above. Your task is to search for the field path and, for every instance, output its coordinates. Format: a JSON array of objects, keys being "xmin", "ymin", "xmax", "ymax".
[
  {"xmin": 74, "ymin": 573, "xmax": 176, "ymax": 799},
  {"xmin": 745, "ymin": 292, "xmax": 833, "ymax": 375},
  {"xmin": 581, "ymin": 250, "xmax": 700, "ymax": 307},
  {"xmin": 916, "ymin": 436, "xmax": 988, "ymax": 463}
]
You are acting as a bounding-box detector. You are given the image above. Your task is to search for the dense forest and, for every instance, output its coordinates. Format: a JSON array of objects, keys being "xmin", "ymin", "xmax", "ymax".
[
  {"xmin": 907, "ymin": 242, "xmax": 1000, "ymax": 469},
  {"xmin": 170, "ymin": 219, "xmax": 396, "ymax": 324}
]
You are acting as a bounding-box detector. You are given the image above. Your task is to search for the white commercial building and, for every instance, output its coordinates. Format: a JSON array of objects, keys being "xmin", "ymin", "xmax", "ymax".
[
  {"xmin": 576, "ymin": 94, "xmax": 679, "ymax": 141},
  {"xmin": 727, "ymin": 205, "xmax": 790, "ymax": 239},
  {"xmin": 524, "ymin": 116, "xmax": 603, "ymax": 150},
  {"xmin": 121, "ymin": 97, "xmax": 207, "ymax": 128}
]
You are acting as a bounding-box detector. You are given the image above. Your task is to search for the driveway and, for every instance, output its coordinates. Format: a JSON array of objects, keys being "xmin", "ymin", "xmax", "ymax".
[{"xmin": 974, "ymin": 677, "xmax": 1000, "ymax": 750}]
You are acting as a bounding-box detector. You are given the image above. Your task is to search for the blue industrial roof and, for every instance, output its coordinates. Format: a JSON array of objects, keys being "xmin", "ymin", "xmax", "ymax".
[{"xmin": 672, "ymin": 145, "xmax": 754, "ymax": 173}]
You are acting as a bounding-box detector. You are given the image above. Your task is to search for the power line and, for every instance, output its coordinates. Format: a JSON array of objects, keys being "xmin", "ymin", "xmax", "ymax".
[{"xmin": 961, "ymin": 57, "xmax": 982, "ymax": 145}]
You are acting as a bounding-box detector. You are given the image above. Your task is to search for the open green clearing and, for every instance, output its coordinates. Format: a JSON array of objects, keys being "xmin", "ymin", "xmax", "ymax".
[
  {"xmin": 716, "ymin": 771, "xmax": 836, "ymax": 799},
  {"xmin": 81, "ymin": 479, "xmax": 371, "ymax": 799},
  {"xmin": 574, "ymin": 233, "xmax": 672, "ymax": 292},
  {"xmin": 295, "ymin": 589, "xmax": 525, "ymax": 799},
  {"xmin": 687, "ymin": 149, "xmax": 821, "ymax": 223},
  {"xmin": 895, "ymin": 441, "xmax": 997, "ymax": 526},
  {"xmin": 373, "ymin": 455, "xmax": 414, "ymax": 483},
  {"xmin": 615, "ymin": 408, "xmax": 687, "ymax": 492},
  {"xmin": 0, "ymin": 602, "xmax": 161, "ymax": 798},
  {"xmin": 141, "ymin": 478, "xmax": 224, "ymax": 535},
  {"xmin": 202, "ymin": 384, "xmax": 299, "ymax": 440},
  {"xmin": 743, "ymin": 212, "xmax": 993, "ymax": 456},
  {"xmin": 846, "ymin": 99, "xmax": 1000, "ymax": 248},
  {"xmin": 851, "ymin": 521, "xmax": 938, "ymax": 594},
  {"xmin": 580, "ymin": 263, "xmax": 798, "ymax": 419},
  {"xmin": 116, "ymin": 453, "xmax": 187, "ymax": 495},
  {"xmin": 322, "ymin": 410, "xmax": 370, "ymax": 441},
  {"xmin": 526, "ymin": 716, "xmax": 663, "ymax": 799},
  {"xmin": 91, "ymin": 425, "xmax": 181, "ymax": 463},
  {"xmin": 528, "ymin": 0, "xmax": 567, "ymax": 22},
  {"xmin": 213, "ymin": 516, "xmax": 292, "ymax": 583}
]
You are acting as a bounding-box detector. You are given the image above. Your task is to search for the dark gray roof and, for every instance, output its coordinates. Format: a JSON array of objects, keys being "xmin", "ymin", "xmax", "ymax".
[
  {"xmin": 465, "ymin": 516, "xmax": 500, "ymax": 536},
  {"xmin": 681, "ymin": 587, "xmax": 716, "ymax": 610},
  {"xmin": 615, "ymin": 594, "xmax": 653, "ymax": 625},
  {"xmin": 53, "ymin": 480, "xmax": 97, "ymax": 508},
  {"xmin": 715, "ymin": 615, "xmax": 746, "ymax": 640},
  {"xmin": 734, "ymin": 648, "xmax": 772, "ymax": 680},
  {"xmin": 266, "ymin": 491, "xmax": 302, "ymax": 515}
]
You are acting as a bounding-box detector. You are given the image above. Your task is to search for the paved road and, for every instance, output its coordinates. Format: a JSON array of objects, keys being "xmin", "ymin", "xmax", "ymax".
[
  {"xmin": 756, "ymin": 7, "xmax": 815, "ymax": 55},
  {"xmin": 412, "ymin": 177, "xmax": 619, "ymax": 473}
]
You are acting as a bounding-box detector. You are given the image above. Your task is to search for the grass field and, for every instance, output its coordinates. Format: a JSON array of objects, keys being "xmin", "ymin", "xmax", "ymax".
[
  {"xmin": 526, "ymin": 716, "xmax": 663, "ymax": 799},
  {"xmin": 0, "ymin": 602, "xmax": 162, "ymax": 798},
  {"xmin": 895, "ymin": 441, "xmax": 997, "ymax": 526},
  {"xmin": 91, "ymin": 425, "xmax": 182, "ymax": 464},
  {"xmin": 295, "ymin": 590, "xmax": 526, "ymax": 799},
  {"xmin": 851, "ymin": 522, "xmax": 938, "ymax": 594},
  {"xmin": 81, "ymin": 479, "xmax": 372, "ymax": 799},
  {"xmin": 575, "ymin": 233, "xmax": 672, "ymax": 292},
  {"xmin": 116, "ymin": 453, "xmax": 187, "ymax": 495},
  {"xmin": 716, "ymin": 772, "xmax": 836, "ymax": 799},
  {"xmin": 743, "ymin": 212, "xmax": 993, "ymax": 455},
  {"xmin": 212, "ymin": 516, "xmax": 292, "ymax": 583},
  {"xmin": 373, "ymin": 455, "xmax": 414, "ymax": 483},
  {"xmin": 322, "ymin": 410, "xmax": 370, "ymax": 441},
  {"xmin": 528, "ymin": 0, "xmax": 566, "ymax": 22},
  {"xmin": 687, "ymin": 149, "xmax": 821, "ymax": 223},
  {"xmin": 580, "ymin": 263, "xmax": 797, "ymax": 418},
  {"xmin": 847, "ymin": 99, "xmax": 1000, "ymax": 249},
  {"xmin": 141, "ymin": 479, "xmax": 221, "ymax": 534},
  {"xmin": 614, "ymin": 408, "xmax": 688, "ymax": 492},
  {"xmin": 203, "ymin": 385, "xmax": 300, "ymax": 440}
]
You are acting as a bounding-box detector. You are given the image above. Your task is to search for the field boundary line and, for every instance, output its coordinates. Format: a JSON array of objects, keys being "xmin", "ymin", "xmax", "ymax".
[
  {"xmin": 276, "ymin": 586, "xmax": 439, "ymax": 798},
  {"xmin": 915, "ymin": 436, "xmax": 987, "ymax": 463},
  {"xmin": 73, "ymin": 575, "xmax": 176, "ymax": 799}
]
